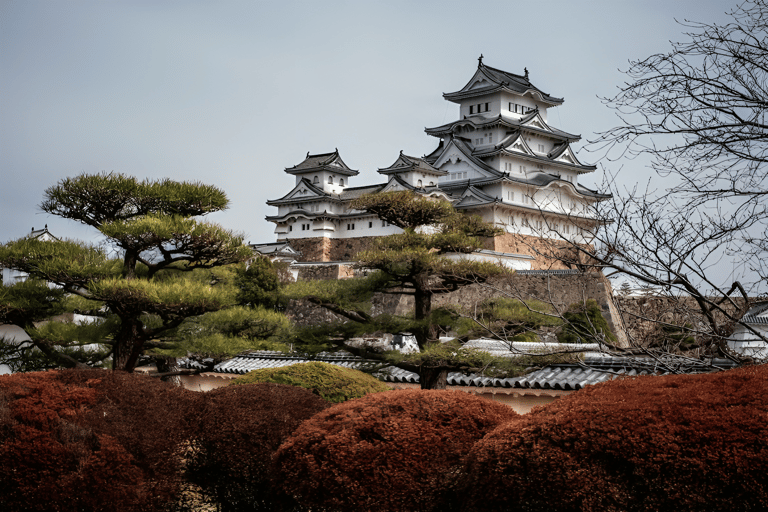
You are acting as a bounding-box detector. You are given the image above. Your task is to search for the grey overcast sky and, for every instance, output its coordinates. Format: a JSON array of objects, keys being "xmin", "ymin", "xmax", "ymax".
[{"xmin": 0, "ymin": 1, "xmax": 734, "ymax": 253}]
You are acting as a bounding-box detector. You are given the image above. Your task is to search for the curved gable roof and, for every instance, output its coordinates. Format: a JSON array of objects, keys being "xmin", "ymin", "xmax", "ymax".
[
  {"xmin": 443, "ymin": 60, "xmax": 564, "ymax": 106},
  {"xmin": 285, "ymin": 149, "xmax": 359, "ymax": 177}
]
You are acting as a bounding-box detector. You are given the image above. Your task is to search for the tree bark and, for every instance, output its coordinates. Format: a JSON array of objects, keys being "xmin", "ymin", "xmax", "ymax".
[
  {"xmin": 155, "ymin": 356, "xmax": 182, "ymax": 386},
  {"xmin": 413, "ymin": 274, "xmax": 433, "ymax": 348},
  {"xmin": 420, "ymin": 367, "xmax": 448, "ymax": 390},
  {"xmin": 113, "ymin": 318, "xmax": 144, "ymax": 372}
]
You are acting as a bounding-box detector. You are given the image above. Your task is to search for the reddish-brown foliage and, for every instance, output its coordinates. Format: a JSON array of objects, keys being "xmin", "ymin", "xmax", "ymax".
[
  {"xmin": 185, "ymin": 383, "xmax": 329, "ymax": 511},
  {"xmin": 274, "ymin": 389, "xmax": 519, "ymax": 512},
  {"xmin": 459, "ymin": 365, "xmax": 768, "ymax": 512},
  {"xmin": 0, "ymin": 369, "xmax": 197, "ymax": 512}
]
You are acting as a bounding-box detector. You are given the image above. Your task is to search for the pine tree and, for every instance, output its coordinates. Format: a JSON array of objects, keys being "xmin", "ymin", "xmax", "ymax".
[
  {"xmin": 0, "ymin": 173, "xmax": 255, "ymax": 371},
  {"xmin": 286, "ymin": 191, "xmax": 517, "ymax": 389}
]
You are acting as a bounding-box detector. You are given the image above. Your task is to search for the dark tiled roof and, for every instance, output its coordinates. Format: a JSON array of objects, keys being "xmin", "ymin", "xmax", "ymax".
[
  {"xmin": 742, "ymin": 302, "xmax": 768, "ymax": 324},
  {"xmin": 250, "ymin": 242, "xmax": 301, "ymax": 257},
  {"xmin": 444, "ymin": 62, "xmax": 564, "ymax": 105},
  {"xmin": 285, "ymin": 149, "xmax": 359, "ymax": 177},
  {"xmin": 378, "ymin": 151, "xmax": 447, "ymax": 176},
  {"xmin": 206, "ymin": 351, "xmax": 737, "ymax": 391},
  {"xmin": 213, "ymin": 351, "xmax": 386, "ymax": 375},
  {"xmin": 425, "ymin": 113, "xmax": 579, "ymax": 142}
]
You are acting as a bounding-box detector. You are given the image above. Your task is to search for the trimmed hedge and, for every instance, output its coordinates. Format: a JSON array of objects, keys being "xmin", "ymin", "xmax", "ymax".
[
  {"xmin": 0, "ymin": 369, "xmax": 196, "ymax": 512},
  {"xmin": 186, "ymin": 383, "xmax": 329, "ymax": 511},
  {"xmin": 459, "ymin": 364, "xmax": 768, "ymax": 512},
  {"xmin": 232, "ymin": 361, "xmax": 390, "ymax": 403},
  {"xmin": 274, "ymin": 389, "xmax": 519, "ymax": 512}
]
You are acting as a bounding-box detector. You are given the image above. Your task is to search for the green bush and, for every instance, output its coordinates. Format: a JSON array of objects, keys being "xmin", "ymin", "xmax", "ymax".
[
  {"xmin": 557, "ymin": 299, "xmax": 617, "ymax": 344},
  {"xmin": 232, "ymin": 361, "xmax": 390, "ymax": 403},
  {"xmin": 458, "ymin": 364, "xmax": 768, "ymax": 512}
]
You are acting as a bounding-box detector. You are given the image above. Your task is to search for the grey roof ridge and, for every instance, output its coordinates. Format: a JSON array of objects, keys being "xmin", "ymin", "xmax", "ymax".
[
  {"xmin": 267, "ymin": 178, "xmax": 332, "ymax": 204},
  {"xmin": 456, "ymin": 184, "xmax": 498, "ymax": 203},
  {"xmin": 377, "ymin": 151, "xmax": 446, "ymax": 176},
  {"xmin": 265, "ymin": 211, "xmax": 342, "ymax": 222},
  {"xmin": 518, "ymin": 111, "xmax": 580, "ymax": 140},
  {"xmin": 451, "ymin": 138, "xmax": 504, "ymax": 176},
  {"xmin": 425, "ymin": 112, "xmax": 579, "ymax": 143},
  {"xmin": 443, "ymin": 61, "xmax": 564, "ymax": 105},
  {"xmin": 285, "ymin": 149, "xmax": 360, "ymax": 176}
]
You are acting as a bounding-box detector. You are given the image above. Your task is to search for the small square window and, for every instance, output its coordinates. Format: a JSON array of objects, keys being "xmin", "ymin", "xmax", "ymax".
[{"xmin": 369, "ymin": 221, "xmax": 373, "ymax": 228}]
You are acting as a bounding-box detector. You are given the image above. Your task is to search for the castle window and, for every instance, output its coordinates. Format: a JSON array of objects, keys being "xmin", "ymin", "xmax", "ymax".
[
  {"xmin": 417, "ymin": 179, "xmax": 423, "ymax": 187},
  {"xmin": 369, "ymin": 221, "xmax": 373, "ymax": 228},
  {"xmin": 328, "ymin": 176, "xmax": 334, "ymax": 184},
  {"xmin": 347, "ymin": 223, "xmax": 355, "ymax": 230},
  {"xmin": 519, "ymin": 165, "xmax": 527, "ymax": 174},
  {"xmin": 340, "ymin": 178, "xmax": 344, "ymax": 186},
  {"xmin": 469, "ymin": 105, "xmax": 474, "ymax": 114},
  {"xmin": 289, "ymin": 225, "xmax": 292, "ymax": 231},
  {"xmin": 507, "ymin": 190, "xmax": 514, "ymax": 201},
  {"xmin": 313, "ymin": 176, "xmax": 319, "ymax": 184},
  {"xmin": 508, "ymin": 215, "xmax": 515, "ymax": 226},
  {"xmin": 429, "ymin": 181, "xmax": 434, "ymax": 186}
]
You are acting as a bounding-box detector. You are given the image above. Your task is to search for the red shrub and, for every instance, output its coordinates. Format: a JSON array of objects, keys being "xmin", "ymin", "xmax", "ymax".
[
  {"xmin": 185, "ymin": 383, "xmax": 329, "ymax": 511},
  {"xmin": 459, "ymin": 365, "xmax": 768, "ymax": 512},
  {"xmin": 274, "ymin": 389, "xmax": 519, "ymax": 512},
  {"xmin": 0, "ymin": 369, "xmax": 197, "ymax": 512}
]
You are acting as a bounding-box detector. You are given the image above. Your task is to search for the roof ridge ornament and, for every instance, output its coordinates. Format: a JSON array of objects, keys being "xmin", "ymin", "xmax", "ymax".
[
  {"xmin": 478, "ymin": 54, "xmax": 484, "ymax": 67},
  {"xmin": 524, "ymin": 67, "xmax": 529, "ymax": 80}
]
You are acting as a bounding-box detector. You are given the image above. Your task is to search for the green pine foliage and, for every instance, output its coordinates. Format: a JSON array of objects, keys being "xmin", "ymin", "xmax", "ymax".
[
  {"xmin": 557, "ymin": 299, "xmax": 617, "ymax": 344},
  {"xmin": 232, "ymin": 362, "xmax": 390, "ymax": 403},
  {"xmin": 0, "ymin": 173, "xmax": 262, "ymax": 372},
  {"xmin": 287, "ymin": 191, "xmax": 514, "ymax": 389},
  {"xmin": 452, "ymin": 297, "xmax": 563, "ymax": 342},
  {"xmin": 235, "ymin": 257, "xmax": 280, "ymax": 309}
]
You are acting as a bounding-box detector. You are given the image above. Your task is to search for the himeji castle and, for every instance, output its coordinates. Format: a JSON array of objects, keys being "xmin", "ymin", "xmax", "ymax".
[{"xmin": 259, "ymin": 57, "xmax": 610, "ymax": 270}]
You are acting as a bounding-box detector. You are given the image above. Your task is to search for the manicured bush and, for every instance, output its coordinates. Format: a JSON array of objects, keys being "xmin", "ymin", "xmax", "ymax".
[
  {"xmin": 274, "ymin": 389, "xmax": 519, "ymax": 512},
  {"xmin": 0, "ymin": 369, "xmax": 196, "ymax": 512},
  {"xmin": 185, "ymin": 383, "xmax": 329, "ymax": 511},
  {"xmin": 232, "ymin": 361, "xmax": 390, "ymax": 403},
  {"xmin": 459, "ymin": 364, "xmax": 768, "ymax": 512}
]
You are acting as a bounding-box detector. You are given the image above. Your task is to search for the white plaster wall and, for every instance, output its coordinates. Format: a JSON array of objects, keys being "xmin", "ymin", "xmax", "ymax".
[
  {"xmin": 444, "ymin": 251, "xmax": 532, "ymax": 270},
  {"xmin": 2, "ymin": 267, "xmax": 27, "ymax": 286},
  {"xmin": 294, "ymin": 171, "xmax": 349, "ymax": 194}
]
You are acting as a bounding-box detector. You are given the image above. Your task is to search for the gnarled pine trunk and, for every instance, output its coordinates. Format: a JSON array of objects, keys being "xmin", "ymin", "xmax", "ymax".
[
  {"xmin": 420, "ymin": 367, "xmax": 448, "ymax": 390},
  {"xmin": 113, "ymin": 318, "xmax": 144, "ymax": 372}
]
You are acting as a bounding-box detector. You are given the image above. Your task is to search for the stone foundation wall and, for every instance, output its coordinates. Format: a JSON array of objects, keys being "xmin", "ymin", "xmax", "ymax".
[
  {"xmin": 431, "ymin": 271, "xmax": 625, "ymax": 346},
  {"xmin": 611, "ymin": 295, "xmax": 749, "ymax": 351},
  {"xmin": 483, "ymin": 233, "xmax": 593, "ymax": 271},
  {"xmin": 327, "ymin": 237, "xmax": 379, "ymax": 262},
  {"xmin": 289, "ymin": 237, "xmax": 333, "ymax": 262},
  {"xmin": 289, "ymin": 237, "xmax": 379, "ymax": 262},
  {"xmin": 286, "ymin": 271, "xmax": 625, "ymax": 345},
  {"xmin": 291, "ymin": 234, "xmax": 591, "ymax": 271}
]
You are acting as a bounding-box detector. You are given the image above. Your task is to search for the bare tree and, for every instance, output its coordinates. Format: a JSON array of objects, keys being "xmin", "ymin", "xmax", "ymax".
[
  {"xmin": 534, "ymin": 1, "xmax": 768, "ymax": 361},
  {"xmin": 592, "ymin": 0, "xmax": 768, "ymax": 282}
]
